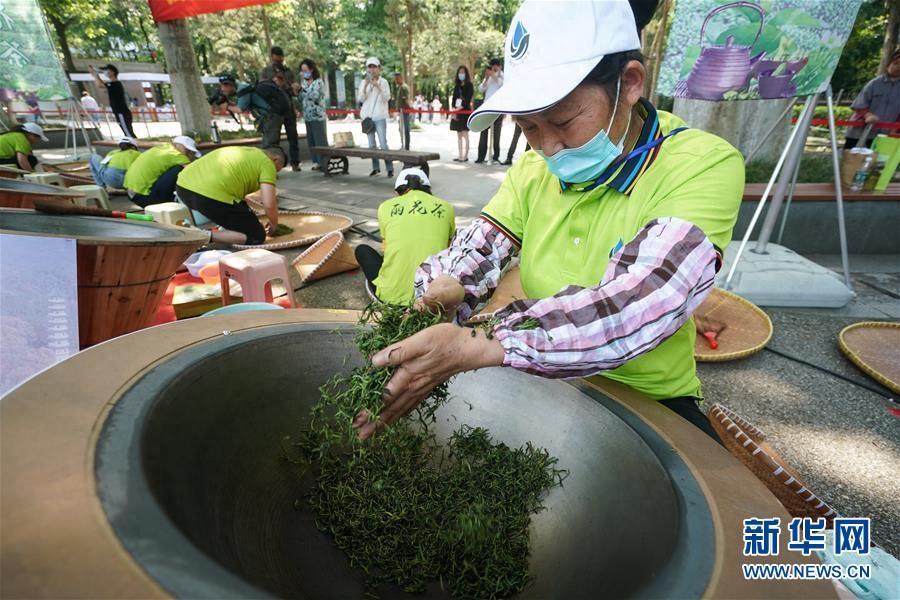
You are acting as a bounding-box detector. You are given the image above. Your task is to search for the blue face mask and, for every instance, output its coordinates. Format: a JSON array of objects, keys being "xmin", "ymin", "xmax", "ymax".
[
  {"xmin": 302, "ymin": 71, "xmax": 312, "ymax": 80},
  {"xmin": 458, "ymin": 73, "xmax": 465, "ymax": 82},
  {"xmin": 536, "ymin": 78, "xmax": 631, "ymax": 184}
]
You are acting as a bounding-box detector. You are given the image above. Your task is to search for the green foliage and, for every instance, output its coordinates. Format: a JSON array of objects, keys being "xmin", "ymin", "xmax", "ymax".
[
  {"xmin": 287, "ymin": 304, "xmax": 566, "ymax": 598},
  {"xmin": 745, "ymin": 152, "xmax": 835, "ymax": 184},
  {"xmin": 831, "ymin": 0, "xmax": 890, "ymax": 99}
]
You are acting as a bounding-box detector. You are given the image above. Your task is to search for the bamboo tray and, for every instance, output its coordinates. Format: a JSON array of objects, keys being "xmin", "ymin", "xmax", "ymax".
[
  {"xmin": 231, "ymin": 210, "xmax": 353, "ymax": 250},
  {"xmin": 694, "ymin": 288, "xmax": 773, "ymax": 362},
  {"xmin": 838, "ymin": 321, "xmax": 900, "ymax": 394}
]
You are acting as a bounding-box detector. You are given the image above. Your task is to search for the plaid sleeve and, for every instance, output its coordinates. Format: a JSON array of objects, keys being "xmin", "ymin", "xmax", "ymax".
[
  {"xmin": 491, "ymin": 217, "xmax": 717, "ymax": 378},
  {"xmin": 414, "ymin": 218, "xmax": 517, "ymax": 321}
]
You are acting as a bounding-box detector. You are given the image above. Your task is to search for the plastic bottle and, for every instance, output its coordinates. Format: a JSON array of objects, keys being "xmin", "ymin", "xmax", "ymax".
[
  {"xmin": 211, "ymin": 122, "xmax": 221, "ymax": 144},
  {"xmin": 849, "ymin": 155, "xmax": 873, "ymax": 192}
]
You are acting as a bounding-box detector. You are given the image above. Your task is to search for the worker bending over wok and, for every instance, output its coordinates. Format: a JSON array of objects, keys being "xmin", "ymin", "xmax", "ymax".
[{"xmin": 354, "ymin": 0, "xmax": 743, "ymax": 443}]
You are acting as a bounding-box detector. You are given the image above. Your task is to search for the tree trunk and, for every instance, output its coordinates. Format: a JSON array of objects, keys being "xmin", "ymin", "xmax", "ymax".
[
  {"xmin": 672, "ymin": 97, "xmax": 794, "ymax": 163},
  {"xmin": 156, "ymin": 19, "xmax": 211, "ymax": 138},
  {"xmin": 881, "ymin": 0, "xmax": 899, "ymax": 73},
  {"xmin": 48, "ymin": 16, "xmax": 83, "ymax": 94},
  {"xmin": 261, "ymin": 6, "xmax": 272, "ymax": 54}
]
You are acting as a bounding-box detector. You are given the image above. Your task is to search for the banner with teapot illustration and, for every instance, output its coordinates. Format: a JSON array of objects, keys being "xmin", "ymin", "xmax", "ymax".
[{"xmin": 657, "ymin": 0, "xmax": 863, "ymax": 101}]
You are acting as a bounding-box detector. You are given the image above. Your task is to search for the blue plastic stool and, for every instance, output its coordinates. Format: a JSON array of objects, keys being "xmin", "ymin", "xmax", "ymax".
[{"xmin": 203, "ymin": 302, "xmax": 284, "ymax": 316}]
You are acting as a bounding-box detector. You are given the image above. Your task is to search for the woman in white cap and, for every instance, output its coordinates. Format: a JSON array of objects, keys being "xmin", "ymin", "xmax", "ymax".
[
  {"xmin": 354, "ymin": 0, "xmax": 744, "ymax": 443},
  {"xmin": 357, "ymin": 56, "xmax": 394, "ymax": 177},
  {"xmin": 0, "ymin": 123, "xmax": 48, "ymax": 172},
  {"xmin": 88, "ymin": 137, "xmax": 140, "ymax": 190},
  {"xmin": 354, "ymin": 168, "xmax": 455, "ymax": 304}
]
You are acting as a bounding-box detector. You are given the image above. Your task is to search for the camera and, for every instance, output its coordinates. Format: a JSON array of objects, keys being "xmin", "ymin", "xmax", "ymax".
[{"xmin": 208, "ymin": 90, "xmax": 229, "ymax": 106}]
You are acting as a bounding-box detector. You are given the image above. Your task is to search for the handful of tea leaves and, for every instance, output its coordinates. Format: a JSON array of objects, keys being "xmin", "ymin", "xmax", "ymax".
[
  {"xmin": 288, "ymin": 304, "xmax": 566, "ymax": 598},
  {"xmin": 270, "ymin": 223, "xmax": 294, "ymax": 237}
]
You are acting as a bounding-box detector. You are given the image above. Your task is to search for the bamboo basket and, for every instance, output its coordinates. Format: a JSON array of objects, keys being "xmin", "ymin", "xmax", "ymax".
[
  {"xmin": 709, "ymin": 403, "xmax": 837, "ymax": 524},
  {"xmin": 291, "ymin": 231, "xmax": 358, "ymax": 285},
  {"xmin": 838, "ymin": 321, "xmax": 900, "ymax": 395},
  {"xmin": 0, "ymin": 178, "xmax": 85, "ymax": 209},
  {"xmin": 0, "ymin": 208, "xmax": 207, "ymax": 347}
]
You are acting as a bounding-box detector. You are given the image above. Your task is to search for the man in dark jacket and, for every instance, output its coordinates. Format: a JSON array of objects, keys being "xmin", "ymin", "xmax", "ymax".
[{"xmin": 260, "ymin": 46, "xmax": 301, "ymax": 171}]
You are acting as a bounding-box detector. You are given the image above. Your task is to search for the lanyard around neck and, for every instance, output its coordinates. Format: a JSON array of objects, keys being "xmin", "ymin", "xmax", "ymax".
[{"xmin": 568, "ymin": 126, "xmax": 689, "ymax": 193}]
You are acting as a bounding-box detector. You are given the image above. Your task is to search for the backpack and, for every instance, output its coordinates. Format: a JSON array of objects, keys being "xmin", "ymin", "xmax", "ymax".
[{"xmin": 242, "ymin": 79, "xmax": 291, "ymax": 116}]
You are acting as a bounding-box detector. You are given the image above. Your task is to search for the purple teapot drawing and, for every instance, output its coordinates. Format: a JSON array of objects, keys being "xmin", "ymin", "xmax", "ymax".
[{"xmin": 686, "ymin": 1, "xmax": 765, "ymax": 100}]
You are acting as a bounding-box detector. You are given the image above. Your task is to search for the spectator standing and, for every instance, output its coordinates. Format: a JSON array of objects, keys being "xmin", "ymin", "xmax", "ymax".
[
  {"xmin": 844, "ymin": 49, "xmax": 900, "ymax": 149},
  {"xmin": 475, "ymin": 58, "xmax": 503, "ymax": 163},
  {"xmin": 123, "ymin": 136, "xmax": 200, "ymax": 207},
  {"xmin": 80, "ymin": 91, "xmax": 101, "ymax": 127},
  {"xmin": 23, "ymin": 91, "xmax": 44, "ymax": 124},
  {"xmin": 89, "ymin": 136, "xmax": 140, "ymax": 189},
  {"xmin": 450, "ymin": 66, "xmax": 474, "ymax": 162},
  {"xmin": 89, "ymin": 64, "xmax": 137, "ymax": 138},
  {"xmin": 213, "ymin": 75, "xmax": 291, "ymax": 152},
  {"xmin": 299, "ymin": 58, "xmax": 328, "ymax": 171},
  {"xmin": 354, "ymin": 168, "xmax": 455, "ymax": 304},
  {"xmin": 393, "ymin": 72, "xmax": 412, "ymax": 150},
  {"xmin": 261, "ymin": 46, "xmax": 301, "ymax": 171},
  {"xmin": 431, "ymin": 96, "xmax": 443, "ymax": 124},
  {"xmin": 357, "ymin": 56, "xmax": 393, "ymax": 177}
]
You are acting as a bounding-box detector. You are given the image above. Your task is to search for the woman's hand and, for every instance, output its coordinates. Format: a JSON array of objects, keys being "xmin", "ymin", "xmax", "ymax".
[
  {"xmin": 353, "ymin": 323, "xmax": 505, "ymax": 440},
  {"xmin": 415, "ymin": 275, "xmax": 465, "ymax": 319}
]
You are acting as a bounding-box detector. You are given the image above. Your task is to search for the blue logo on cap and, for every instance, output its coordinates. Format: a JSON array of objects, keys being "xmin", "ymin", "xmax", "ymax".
[{"xmin": 510, "ymin": 21, "xmax": 530, "ymax": 60}]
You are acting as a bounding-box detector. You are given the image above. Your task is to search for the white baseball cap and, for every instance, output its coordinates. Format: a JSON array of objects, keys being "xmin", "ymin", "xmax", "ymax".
[
  {"xmin": 172, "ymin": 135, "xmax": 201, "ymax": 158},
  {"xmin": 22, "ymin": 122, "xmax": 49, "ymax": 141},
  {"xmin": 467, "ymin": 0, "xmax": 640, "ymax": 132},
  {"xmin": 366, "ymin": 56, "xmax": 381, "ymax": 67},
  {"xmin": 394, "ymin": 167, "xmax": 430, "ymax": 190},
  {"xmin": 117, "ymin": 136, "xmax": 137, "ymax": 147}
]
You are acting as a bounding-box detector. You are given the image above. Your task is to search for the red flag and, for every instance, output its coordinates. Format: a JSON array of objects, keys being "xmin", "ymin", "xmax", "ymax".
[{"xmin": 148, "ymin": 0, "xmax": 278, "ymax": 22}]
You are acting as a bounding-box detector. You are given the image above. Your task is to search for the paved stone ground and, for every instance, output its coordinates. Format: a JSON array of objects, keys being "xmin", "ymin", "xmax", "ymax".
[{"xmin": 52, "ymin": 117, "xmax": 900, "ymax": 557}]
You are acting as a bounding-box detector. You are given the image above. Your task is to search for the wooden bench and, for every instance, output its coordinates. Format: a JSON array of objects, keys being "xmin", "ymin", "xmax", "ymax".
[
  {"xmin": 311, "ymin": 146, "xmax": 440, "ymax": 177},
  {"xmin": 742, "ymin": 182, "xmax": 900, "ymax": 202}
]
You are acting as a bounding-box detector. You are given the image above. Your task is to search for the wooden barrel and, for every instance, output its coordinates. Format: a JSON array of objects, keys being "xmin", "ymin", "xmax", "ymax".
[
  {"xmin": 0, "ymin": 165, "xmax": 30, "ymax": 179},
  {"xmin": 0, "ymin": 208, "xmax": 207, "ymax": 347},
  {"xmin": 0, "ymin": 178, "xmax": 85, "ymax": 209}
]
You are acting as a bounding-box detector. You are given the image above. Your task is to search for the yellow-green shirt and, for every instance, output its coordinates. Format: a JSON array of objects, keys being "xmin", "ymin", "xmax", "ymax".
[
  {"xmin": 104, "ymin": 148, "xmax": 141, "ymax": 170},
  {"xmin": 176, "ymin": 147, "xmax": 277, "ymax": 204},
  {"xmin": 481, "ymin": 104, "xmax": 744, "ymax": 399},
  {"xmin": 0, "ymin": 132, "xmax": 32, "ymax": 160},
  {"xmin": 375, "ymin": 190, "xmax": 455, "ymax": 304},
  {"xmin": 123, "ymin": 144, "xmax": 190, "ymax": 195}
]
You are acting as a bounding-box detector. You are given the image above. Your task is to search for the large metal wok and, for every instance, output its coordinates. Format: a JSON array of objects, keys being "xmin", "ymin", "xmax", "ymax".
[{"xmin": 0, "ymin": 311, "xmax": 835, "ymax": 599}]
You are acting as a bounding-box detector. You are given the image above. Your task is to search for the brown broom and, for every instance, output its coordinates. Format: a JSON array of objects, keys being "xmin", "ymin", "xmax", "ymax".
[
  {"xmin": 695, "ymin": 314, "xmax": 726, "ymax": 350},
  {"xmin": 32, "ymin": 199, "xmax": 153, "ymax": 221}
]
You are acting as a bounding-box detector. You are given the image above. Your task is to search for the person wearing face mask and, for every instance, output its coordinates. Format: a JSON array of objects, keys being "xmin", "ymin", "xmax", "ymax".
[
  {"xmin": 450, "ymin": 66, "xmax": 474, "ymax": 162},
  {"xmin": 357, "ymin": 57, "xmax": 393, "ymax": 177},
  {"xmin": 298, "ymin": 58, "xmax": 328, "ymax": 171},
  {"xmin": 353, "ymin": 0, "xmax": 744, "ymax": 444},
  {"xmin": 474, "ymin": 58, "xmax": 504, "ymax": 164}
]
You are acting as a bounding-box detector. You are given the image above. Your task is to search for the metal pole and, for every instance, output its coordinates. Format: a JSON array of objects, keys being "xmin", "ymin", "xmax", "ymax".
[
  {"xmin": 825, "ymin": 84, "xmax": 853, "ymax": 289},
  {"xmin": 755, "ymin": 92, "xmax": 819, "ymax": 253},
  {"xmin": 775, "ymin": 154, "xmax": 802, "ymax": 244},
  {"xmin": 725, "ymin": 95, "xmax": 816, "ymax": 288}
]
